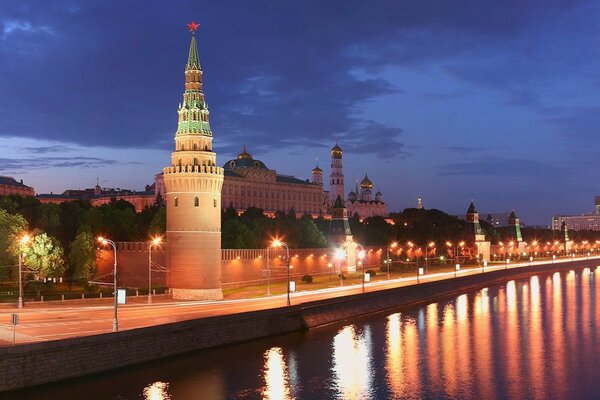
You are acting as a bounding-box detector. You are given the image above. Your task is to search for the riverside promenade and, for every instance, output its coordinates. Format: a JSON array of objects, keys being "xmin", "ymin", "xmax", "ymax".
[{"xmin": 1, "ymin": 255, "xmax": 598, "ymax": 347}]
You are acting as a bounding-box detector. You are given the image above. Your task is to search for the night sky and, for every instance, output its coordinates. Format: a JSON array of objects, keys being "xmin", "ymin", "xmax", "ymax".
[{"xmin": 1, "ymin": 1, "xmax": 599, "ymax": 225}]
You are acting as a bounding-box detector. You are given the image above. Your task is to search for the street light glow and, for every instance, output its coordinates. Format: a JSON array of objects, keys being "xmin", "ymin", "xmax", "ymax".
[
  {"xmin": 335, "ymin": 248, "xmax": 345, "ymax": 259},
  {"xmin": 20, "ymin": 234, "xmax": 31, "ymax": 245},
  {"xmin": 151, "ymin": 237, "xmax": 162, "ymax": 246},
  {"xmin": 272, "ymin": 239, "xmax": 282, "ymax": 248},
  {"xmin": 357, "ymin": 250, "xmax": 366, "ymax": 260}
]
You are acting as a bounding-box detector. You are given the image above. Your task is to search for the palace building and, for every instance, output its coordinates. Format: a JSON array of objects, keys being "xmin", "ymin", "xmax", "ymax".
[{"xmin": 0, "ymin": 176, "xmax": 35, "ymax": 197}]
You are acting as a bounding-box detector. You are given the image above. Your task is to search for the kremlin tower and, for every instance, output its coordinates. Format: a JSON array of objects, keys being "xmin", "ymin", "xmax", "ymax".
[
  {"xmin": 329, "ymin": 141, "xmax": 345, "ymax": 203},
  {"xmin": 162, "ymin": 22, "xmax": 224, "ymax": 300}
]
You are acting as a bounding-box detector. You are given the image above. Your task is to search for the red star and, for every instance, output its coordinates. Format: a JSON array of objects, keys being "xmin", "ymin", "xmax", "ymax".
[{"xmin": 187, "ymin": 21, "xmax": 199, "ymax": 32}]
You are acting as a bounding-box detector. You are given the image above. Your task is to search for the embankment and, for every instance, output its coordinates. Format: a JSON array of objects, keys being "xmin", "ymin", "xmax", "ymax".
[{"xmin": 1, "ymin": 259, "xmax": 596, "ymax": 392}]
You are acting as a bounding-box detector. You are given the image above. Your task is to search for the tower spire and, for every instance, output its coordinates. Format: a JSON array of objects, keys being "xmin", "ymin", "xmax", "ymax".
[{"xmin": 186, "ymin": 22, "xmax": 201, "ymax": 71}]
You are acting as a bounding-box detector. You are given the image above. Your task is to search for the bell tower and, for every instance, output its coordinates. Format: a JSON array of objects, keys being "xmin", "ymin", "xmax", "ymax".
[
  {"xmin": 329, "ymin": 141, "xmax": 345, "ymax": 203},
  {"xmin": 163, "ymin": 22, "xmax": 224, "ymax": 300}
]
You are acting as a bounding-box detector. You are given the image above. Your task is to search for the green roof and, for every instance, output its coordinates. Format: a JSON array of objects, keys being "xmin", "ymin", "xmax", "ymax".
[{"xmin": 186, "ymin": 34, "xmax": 201, "ymax": 70}]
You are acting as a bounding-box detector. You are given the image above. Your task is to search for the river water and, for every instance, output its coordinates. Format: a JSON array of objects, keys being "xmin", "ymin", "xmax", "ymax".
[{"xmin": 7, "ymin": 266, "xmax": 600, "ymax": 400}]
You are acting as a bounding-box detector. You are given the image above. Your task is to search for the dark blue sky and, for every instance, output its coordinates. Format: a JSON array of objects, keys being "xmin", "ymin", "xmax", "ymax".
[{"xmin": 1, "ymin": 0, "xmax": 599, "ymax": 225}]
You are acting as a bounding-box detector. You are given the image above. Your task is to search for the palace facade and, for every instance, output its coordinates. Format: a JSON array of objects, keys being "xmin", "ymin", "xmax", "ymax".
[{"xmin": 0, "ymin": 176, "xmax": 35, "ymax": 197}]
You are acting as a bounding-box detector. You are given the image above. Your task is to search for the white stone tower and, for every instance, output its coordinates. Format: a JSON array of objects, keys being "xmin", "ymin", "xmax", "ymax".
[
  {"xmin": 329, "ymin": 141, "xmax": 345, "ymax": 203},
  {"xmin": 163, "ymin": 22, "xmax": 224, "ymax": 300}
]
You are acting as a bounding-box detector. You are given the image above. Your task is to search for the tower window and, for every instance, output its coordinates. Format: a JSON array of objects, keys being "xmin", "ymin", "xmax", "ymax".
[
  {"xmin": 174, "ymin": 196, "xmax": 178, "ymax": 207},
  {"xmin": 194, "ymin": 158, "xmax": 198, "ymax": 165},
  {"xmin": 214, "ymin": 199, "xmax": 217, "ymax": 207},
  {"xmin": 194, "ymin": 197, "xmax": 199, "ymax": 207},
  {"xmin": 193, "ymin": 143, "xmax": 198, "ymax": 150}
]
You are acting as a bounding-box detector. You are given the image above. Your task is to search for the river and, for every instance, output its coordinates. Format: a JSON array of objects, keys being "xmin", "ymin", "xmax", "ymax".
[{"xmin": 7, "ymin": 266, "xmax": 600, "ymax": 399}]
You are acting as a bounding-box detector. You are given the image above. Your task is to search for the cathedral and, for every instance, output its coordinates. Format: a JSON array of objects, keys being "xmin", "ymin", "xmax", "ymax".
[{"xmin": 317, "ymin": 142, "xmax": 388, "ymax": 219}]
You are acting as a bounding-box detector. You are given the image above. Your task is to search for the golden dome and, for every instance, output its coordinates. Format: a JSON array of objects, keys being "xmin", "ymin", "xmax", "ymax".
[
  {"xmin": 331, "ymin": 142, "xmax": 343, "ymax": 159},
  {"xmin": 360, "ymin": 173, "xmax": 373, "ymax": 189},
  {"xmin": 237, "ymin": 145, "xmax": 253, "ymax": 160},
  {"xmin": 312, "ymin": 165, "xmax": 323, "ymax": 174}
]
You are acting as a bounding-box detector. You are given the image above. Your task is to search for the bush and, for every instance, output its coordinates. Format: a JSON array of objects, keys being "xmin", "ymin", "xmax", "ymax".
[
  {"xmin": 366, "ymin": 269, "xmax": 376, "ymax": 277},
  {"xmin": 301, "ymin": 274, "xmax": 313, "ymax": 284}
]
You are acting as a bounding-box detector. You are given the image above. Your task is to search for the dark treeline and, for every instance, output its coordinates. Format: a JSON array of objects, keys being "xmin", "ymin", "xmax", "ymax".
[{"xmin": 3, "ymin": 195, "xmax": 600, "ymax": 253}]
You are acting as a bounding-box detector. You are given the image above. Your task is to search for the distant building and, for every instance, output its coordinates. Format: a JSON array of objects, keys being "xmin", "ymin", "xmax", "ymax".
[
  {"xmin": 553, "ymin": 196, "xmax": 600, "ymax": 231},
  {"xmin": 483, "ymin": 212, "xmax": 511, "ymax": 227},
  {"xmin": 37, "ymin": 180, "xmax": 155, "ymax": 212},
  {"xmin": 0, "ymin": 176, "xmax": 35, "ymax": 197},
  {"xmin": 552, "ymin": 214, "xmax": 600, "ymax": 231}
]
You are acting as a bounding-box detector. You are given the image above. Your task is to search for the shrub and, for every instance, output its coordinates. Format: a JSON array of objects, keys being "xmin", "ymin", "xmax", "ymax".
[
  {"xmin": 301, "ymin": 274, "xmax": 313, "ymax": 284},
  {"xmin": 366, "ymin": 269, "xmax": 376, "ymax": 277}
]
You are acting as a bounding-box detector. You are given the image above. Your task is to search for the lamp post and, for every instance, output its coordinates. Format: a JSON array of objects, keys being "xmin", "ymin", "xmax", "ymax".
[
  {"xmin": 98, "ymin": 236, "xmax": 118, "ymax": 332},
  {"xmin": 272, "ymin": 239, "xmax": 290, "ymax": 306},
  {"xmin": 335, "ymin": 248, "xmax": 345, "ymax": 287},
  {"xmin": 386, "ymin": 241, "xmax": 398, "ymax": 279},
  {"xmin": 17, "ymin": 234, "xmax": 31, "ymax": 309},
  {"xmin": 148, "ymin": 237, "xmax": 162, "ymax": 304},
  {"xmin": 356, "ymin": 244, "xmax": 366, "ymax": 293},
  {"xmin": 266, "ymin": 245, "xmax": 271, "ymax": 295}
]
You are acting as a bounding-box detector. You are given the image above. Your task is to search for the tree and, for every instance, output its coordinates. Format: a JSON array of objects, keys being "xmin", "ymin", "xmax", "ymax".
[
  {"xmin": 0, "ymin": 209, "xmax": 28, "ymax": 279},
  {"xmin": 148, "ymin": 207, "xmax": 166, "ymax": 235},
  {"xmin": 23, "ymin": 233, "xmax": 65, "ymax": 278},
  {"xmin": 69, "ymin": 230, "xmax": 97, "ymax": 281},
  {"xmin": 299, "ymin": 218, "xmax": 327, "ymax": 248}
]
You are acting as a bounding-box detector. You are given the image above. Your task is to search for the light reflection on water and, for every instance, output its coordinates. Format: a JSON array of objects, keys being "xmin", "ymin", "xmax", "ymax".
[{"xmin": 7, "ymin": 267, "xmax": 600, "ymax": 400}]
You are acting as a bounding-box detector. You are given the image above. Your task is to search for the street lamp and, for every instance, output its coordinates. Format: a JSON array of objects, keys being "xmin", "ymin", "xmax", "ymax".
[
  {"xmin": 386, "ymin": 241, "xmax": 398, "ymax": 279},
  {"xmin": 356, "ymin": 244, "xmax": 366, "ymax": 293},
  {"xmin": 17, "ymin": 234, "xmax": 31, "ymax": 309},
  {"xmin": 148, "ymin": 236, "xmax": 162, "ymax": 304},
  {"xmin": 425, "ymin": 241, "xmax": 435, "ymax": 273},
  {"xmin": 98, "ymin": 236, "xmax": 119, "ymax": 332},
  {"xmin": 272, "ymin": 239, "xmax": 291, "ymax": 306},
  {"xmin": 335, "ymin": 247, "xmax": 345, "ymax": 287}
]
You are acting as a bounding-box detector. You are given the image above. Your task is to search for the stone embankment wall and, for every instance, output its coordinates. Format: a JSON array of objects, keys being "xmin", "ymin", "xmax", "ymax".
[
  {"xmin": 96, "ymin": 244, "xmax": 389, "ymax": 288},
  {"xmin": 1, "ymin": 259, "xmax": 595, "ymax": 393}
]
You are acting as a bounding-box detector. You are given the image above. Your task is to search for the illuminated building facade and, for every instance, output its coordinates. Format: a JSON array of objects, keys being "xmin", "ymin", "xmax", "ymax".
[{"xmin": 0, "ymin": 176, "xmax": 35, "ymax": 197}]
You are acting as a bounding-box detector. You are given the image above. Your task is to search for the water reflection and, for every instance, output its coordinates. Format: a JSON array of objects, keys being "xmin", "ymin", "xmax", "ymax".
[
  {"xmin": 143, "ymin": 381, "xmax": 171, "ymax": 400},
  {"xmin": 8, "ymin": 267, "xmax": 600, "ymax": 400},
  {"xmin": 262, "ymin": 347, "xmax": 294, "ymax": 400},
  {"xmin": 332, "ymin": 325, "xmax": 373, "ymax": 399}
]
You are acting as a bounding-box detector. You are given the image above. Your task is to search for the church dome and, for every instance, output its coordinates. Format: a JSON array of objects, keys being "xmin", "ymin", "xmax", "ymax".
[
  {"xmin": 312, "ymin": 165, "xmax": 323, "ymax": 174},
  {"xmin": 331, "ymin": 142, "xmax": 343, "ymax": 159},
  {"xmin": 223, "ymin": 146, "xmax": 268, "ymax": 170},
  {"xmin": 348, "ymin": 190, "xmax": 357, "ymax": 201},
  {"xmin": 237, "ymin": 146, "xmax": 253, "ymax": 160},
  {"xmin": 360, "ymin": 173, "xmax": 373, "ymax": 189}
]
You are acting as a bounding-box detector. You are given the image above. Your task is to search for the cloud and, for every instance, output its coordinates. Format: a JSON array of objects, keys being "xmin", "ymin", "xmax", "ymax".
[
  {"xmin": 438, "ymin": 156, "xmax": 567, "ymax": 178},
  {"xmin": 543, "ymin": 106, "xmax": 600, "ymax": 141},
  {"xmin": 2, "ymin": 20, "xmax": 54, "ymax": 39},
  {"xmin": 0, "ymin": 156, "xmax": 123, "ymax": 174},
  {"xmin": 21, "ymin": 144, "xmax": 76, "ymax": 154}
]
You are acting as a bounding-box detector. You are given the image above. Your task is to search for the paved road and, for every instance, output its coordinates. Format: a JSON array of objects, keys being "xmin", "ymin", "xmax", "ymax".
[{"xmin": 1, "ymin": 256, "xmax": 598, "ymax": 346}]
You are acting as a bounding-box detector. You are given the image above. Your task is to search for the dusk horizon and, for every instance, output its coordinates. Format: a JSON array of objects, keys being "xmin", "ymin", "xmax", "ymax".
[{"xmin": 3, "ymin": 1, "xmax": 600, "ymax": 224}]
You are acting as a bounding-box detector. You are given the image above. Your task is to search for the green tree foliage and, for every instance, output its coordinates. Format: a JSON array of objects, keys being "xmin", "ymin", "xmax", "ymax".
[
  {"xmin": 0, "ymin": 209, "xmax": 28, "ymax": 279},
  {"xmin": 299, "ymin": 217, "xmax": 327, "ymax": 248},
  {"xmin": 68, "ymin": 230, "xmax": 97, "ymax": 281},
  {"xmin": 148, "ymin": 207, "xmax": 166, "ymax": 235},
  {"xmin": 35, "ymin": 203, "xmax": 62, "ymax": 237},
  {"xmin": 23, "ymin": 233, "xmax": 65, "ymax": 278},
  {"xmin": 222, "ymin": 219, "xmax": 256, "ymax": 248}
]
